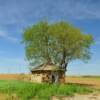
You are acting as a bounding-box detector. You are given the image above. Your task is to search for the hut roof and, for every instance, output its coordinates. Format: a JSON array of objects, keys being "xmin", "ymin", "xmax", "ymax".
[{"xmin": 31, "ymin": 64, "xmax": 64, "ymax": 72}]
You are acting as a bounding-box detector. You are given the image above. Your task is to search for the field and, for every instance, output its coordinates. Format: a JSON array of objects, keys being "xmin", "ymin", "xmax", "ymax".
[
  {"xmin": 0, "ymin": 74, "xmax": 100, "ymax": 100},
  {"xmin": 0, "ymin": 74, "xmax": 100, "ymax": 89},
  {"xmin": 0, "ymin": 80, "xmax": 94, "ymax": 100},
  {"xmin": 0, "ymin": 74, "xmax": 21, "ymax": 80},
  {"xmin": 66, "ymin": 76, "xmax": 100, "ymax": 89}
]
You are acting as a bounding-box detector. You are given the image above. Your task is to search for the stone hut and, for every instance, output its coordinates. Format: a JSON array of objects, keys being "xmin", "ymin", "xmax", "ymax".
[{"xmin": 30, "ymin": 64, "xmax": 65, "ymax": 83}]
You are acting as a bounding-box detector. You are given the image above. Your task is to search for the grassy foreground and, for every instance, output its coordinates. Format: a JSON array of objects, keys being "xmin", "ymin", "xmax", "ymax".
[{"xmin": 0, "ymin": 80, "xmax": 93, "ymax": 100}]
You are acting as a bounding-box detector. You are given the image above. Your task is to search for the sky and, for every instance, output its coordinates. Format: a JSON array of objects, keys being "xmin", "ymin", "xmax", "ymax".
[{"xmin": 0, "ymin": 0, "xmax": 100, "ymax": 75}]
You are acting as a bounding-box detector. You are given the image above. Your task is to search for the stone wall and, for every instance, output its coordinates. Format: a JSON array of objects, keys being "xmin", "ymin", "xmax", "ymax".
[
  {"xmin": 30, "ymin": 74, "xmax": 42, "ymax": 83},
  {"xmin": 30, "ymin": 71, "xmax": 65, "ymax": 83}
]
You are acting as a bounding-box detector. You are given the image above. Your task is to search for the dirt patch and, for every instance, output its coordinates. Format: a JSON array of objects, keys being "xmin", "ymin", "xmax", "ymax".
[
  {"xmin": 0, "ymin": 93, "xmax": 9, "ymax": 100},
  {"xmin": 52, "ymin": 92, "xmax": 100, "ymax": 100},
  {"xmin": 0, "ymin": 93, "xmax": 20, "ymax": 100}
]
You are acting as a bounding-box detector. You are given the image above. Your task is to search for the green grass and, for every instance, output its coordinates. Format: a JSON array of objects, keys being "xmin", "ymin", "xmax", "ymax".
[
  {"xmin": 0, "ymin": 80, "xmax": 93, "ymax": 100},
  {"xmin": 81, "ymin": 76, "xmax": 100, "ymax": 79}
]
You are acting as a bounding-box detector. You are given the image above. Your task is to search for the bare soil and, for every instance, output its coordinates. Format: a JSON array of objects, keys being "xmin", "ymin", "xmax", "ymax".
[{"xmin": 52, "ymin": 92, "xmax": 100, "ymax": 100}]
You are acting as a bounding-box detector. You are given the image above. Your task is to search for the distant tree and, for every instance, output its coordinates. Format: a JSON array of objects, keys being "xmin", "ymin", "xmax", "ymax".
[{"xmin": 23, "ymin": 21, "xmax": 94, "ymax": 72}]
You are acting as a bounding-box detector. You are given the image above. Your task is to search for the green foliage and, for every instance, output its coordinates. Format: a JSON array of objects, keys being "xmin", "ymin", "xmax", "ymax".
[
  {"xmin": 23, "ymin": 21, "xmax": 94, "ymax": 69},
  {"xmin": 0, "ymin": 80, "xmax": 93, "ymax": 100},
  {"xmin": 49, "ymin": 22, "xmax": 94, "ymax": 64},
  {"xmin": 23, "ymin": 21, "xmax": 53, "ymax": 67}
]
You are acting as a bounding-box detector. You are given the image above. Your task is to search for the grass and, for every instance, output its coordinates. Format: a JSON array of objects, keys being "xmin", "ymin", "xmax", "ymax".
[
  {"xmin": 0, "ymin": 80, "xmax": 94, "ymax": 100},
  {"xmin": 81, "ymin": 76, "xmax": 100, "ymax": 79}
]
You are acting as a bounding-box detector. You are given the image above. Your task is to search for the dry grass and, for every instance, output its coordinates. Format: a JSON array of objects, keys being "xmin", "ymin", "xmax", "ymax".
[
  {"xmin": 0, "ymin": 74, "xmax": 31, "ymax": 80},
  {"xmin": 65, "ymin": 76, "xmax": 100, "ymax": 89},
  {"xmin": 0, "ymin": 74, "xmax": 21, "ymax": 80},
  {"xmin": 0, "ymin": 93, "xmax": 9, "ymax": 100},
  {"xmin": 0, "ymin": 74, "xmax": 100, "ymax": 89}
]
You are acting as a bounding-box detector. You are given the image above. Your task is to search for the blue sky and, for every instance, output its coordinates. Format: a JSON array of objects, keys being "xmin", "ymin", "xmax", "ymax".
[{"xmin": 0, "ymin": 0, "xmax": 100, "ymax": 75}]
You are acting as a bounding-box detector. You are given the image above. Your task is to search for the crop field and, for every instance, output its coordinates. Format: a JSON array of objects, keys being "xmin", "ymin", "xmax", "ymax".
[
  {"xmin": 0, "ymin": 74, "xmax": 21, "ymax": 80},
  {"xmin": 66, "ymin": 76, "xmax": 100, "ymax": 89},
  {"xmin": 0, "ymin": 74, "xmax": 100, "ymax": 100},
  {"xmin": 0, "ymin": 74, "xmax": 100, "ymax": 89}
]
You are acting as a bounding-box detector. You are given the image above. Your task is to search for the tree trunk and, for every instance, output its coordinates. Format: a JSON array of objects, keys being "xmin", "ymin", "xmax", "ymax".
[
  {"xmin": 60, "ymin": 57, "xmax": 68, "ymax": 71},
  {"xmin": 60, "ymin": 49, "xmax": 68, "ymax": 72},
  {"xmin": 64, "ymin": 62, "xmax": 68, "ymax": 71}
]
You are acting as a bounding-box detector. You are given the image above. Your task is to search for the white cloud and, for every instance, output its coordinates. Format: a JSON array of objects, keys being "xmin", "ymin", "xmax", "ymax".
[
  {"xmin": 0, "ymin": 30, "xmax": 18, "ymax": 42},
  {"xmin": 58, "ymin": 0, "xmax": 100, "ymax": 20},
  {"xmin": 0, "ymin": 0, "xmax": 100, "ymax": 27}
]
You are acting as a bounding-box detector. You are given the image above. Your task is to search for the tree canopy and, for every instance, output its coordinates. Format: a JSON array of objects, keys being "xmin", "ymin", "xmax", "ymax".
[{"xmin": 23, "ymin": 21, "xmax": 94, "ymax": 71}]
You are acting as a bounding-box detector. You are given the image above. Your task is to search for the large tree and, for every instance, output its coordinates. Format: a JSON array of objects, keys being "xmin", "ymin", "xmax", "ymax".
[
  {"xmin": 23, "ymin": 21, "xmax": 94, "ymax": 72},
  {"xmin": 23, "ymin": 21, "xmax": 51, "ymax": 66}
]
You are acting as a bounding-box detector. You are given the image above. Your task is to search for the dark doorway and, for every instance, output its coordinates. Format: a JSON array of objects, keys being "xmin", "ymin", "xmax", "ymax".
[
  {"xmin": 51, "ymin": 72, "xmax": 59, "ymax": 83},
  {"xmin": 51, "ymin": 74, "xmax": 55, "ymax": 83}
]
